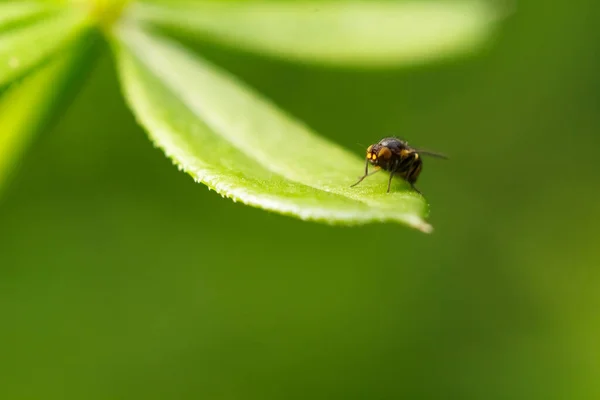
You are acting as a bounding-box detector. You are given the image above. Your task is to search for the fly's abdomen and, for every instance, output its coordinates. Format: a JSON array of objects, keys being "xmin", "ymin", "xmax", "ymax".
[
  {"xmin": 395, "ymin": 154, "xmax": 422, "ymax": 184},
  {"xmin": 405, "ymin": 158, "xmax": 423, "ymax": 184}
]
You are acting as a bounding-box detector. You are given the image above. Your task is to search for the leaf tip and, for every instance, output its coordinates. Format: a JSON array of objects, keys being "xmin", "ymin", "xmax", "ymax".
[{"xmin": 407, "ymin": 215, "xmax": 434, "ymax": 234}]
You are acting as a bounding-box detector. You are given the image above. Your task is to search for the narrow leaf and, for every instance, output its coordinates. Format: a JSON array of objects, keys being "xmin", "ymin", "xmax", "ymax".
[
  {"xmin": 0, "ymin": 2, "xmax": 58, "ymax": 30},
  {"xmin": 0, "ymin": 29, "xmax": 99, "ymax": 195},
  {"xmin": 0, "ymin": 7, "xmax": 89, "ymax": 87},
  {"xmin": 0, "ymin": 57, "xmax": 72, "ymax": 193},
  {"xmin": 131, "ymin": 0, "xmax": 501, "ymax": 67},
  {"xmin": 112, "ymin": 25, "xmax": 432, "ymax": 231}
]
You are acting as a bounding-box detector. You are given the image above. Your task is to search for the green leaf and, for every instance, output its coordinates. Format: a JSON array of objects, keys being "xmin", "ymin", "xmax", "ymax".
[
  {"xmin": 0, "ymin": 2, "xmax": 58, "ymax": 31},
  {"xmin": 112, "ymin": 24, "xmax": 433, "ymax": 232},
  {"xmin": 130, "ymin": 0, "xmax": 502, "ymax": 67},
  {"xmin": 0, "ymin": 7, "xmax": 89, "ymax": 87},
  {"xmin": 0, "ymin": 48, "xmax": 84, "ymax": 194}
]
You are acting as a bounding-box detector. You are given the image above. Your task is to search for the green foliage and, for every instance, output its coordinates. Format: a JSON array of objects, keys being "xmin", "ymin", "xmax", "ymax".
[
  {"xmin": 4, "ymin": 1, "xmax": 600, "ymax": 399},
  {"xmin": 131, "ymin": 0, "xmax": 500, "ymax": 67},
  {"xmin": 0, "ymin": 6, "xmax": 88, "ymax": 86},
  {"xmin": 0, "ymin": 54, "xmax": 75, "ymax": 192},
  {"xmin": 0, "ymin": 2, "xmax": 54, "ymax": 29},
  {"xmin": 0, "ymin": 0, "xmax": 502, "ymax": 231}
]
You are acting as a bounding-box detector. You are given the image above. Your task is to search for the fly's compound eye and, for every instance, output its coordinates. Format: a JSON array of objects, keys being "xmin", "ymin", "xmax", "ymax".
[
  {"xmin": 377, "ymin": 147, "xmax": 392, "ymax": 160},
  {"xmin": 366, "ymin": 145, "xmax": 375, "ymax": 160}
]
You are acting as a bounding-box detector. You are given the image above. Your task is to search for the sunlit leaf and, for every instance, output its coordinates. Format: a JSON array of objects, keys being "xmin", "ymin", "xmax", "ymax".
[
  {"xmin": 0, "ymin": 2, "xmax": 58, "ymax": 30},
  {"xmin": 131, "ymin": 0, "xmax": 501, "ymax": 67},
  {"xmin": 0, "ymin": 7, "xmax": 89, "ymax": 87},
  {"xmin": 0, "ymin": 31, "xmax": 98, "ymax": 194},
  {"xmin": 112, "ymin": 24, "xmax": 432, "ymax": 231}
]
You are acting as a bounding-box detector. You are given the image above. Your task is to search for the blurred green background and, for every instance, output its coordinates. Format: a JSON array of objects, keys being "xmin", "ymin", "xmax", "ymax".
[{"xmin": 1, "ymin": 0, "xmax": 600, "ymax": 399}]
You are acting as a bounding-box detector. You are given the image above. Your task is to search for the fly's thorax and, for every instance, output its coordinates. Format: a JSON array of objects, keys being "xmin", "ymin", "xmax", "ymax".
[{"xmin": 378, "ymin": 137, "xmax": 409, "ymax": 151}]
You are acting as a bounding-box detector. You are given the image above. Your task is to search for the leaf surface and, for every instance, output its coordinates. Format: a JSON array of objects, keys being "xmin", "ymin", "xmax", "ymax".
[
  {"xmin": 131, "ymin": 0, "xmax": 501, "ymax": 67},
  {"xmin": 0, "ymin": 43, "xmax": 90, "ymax": 194},
  {"xmin": 0, "ymin": 1, "xmax": 57, "ymax": 29},
  {"xmin": 113, "ymin": 25, "xmax": 433, "ymax": 231},
  {"xmin": 0, "ymin": 7, "xmax": 89, "ymax": 87}
]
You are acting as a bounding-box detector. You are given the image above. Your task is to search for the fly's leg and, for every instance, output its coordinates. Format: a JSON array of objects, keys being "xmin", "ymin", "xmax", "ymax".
[
  {"xmin": 350, "ymin": 160, "xmax": 379, "ymax": 187},
  {"xmin": 387, "ymin": 160, "xmax": 400, "ymax": 193},
  {"xmin": 387, "ymin": 172, "xmax": 394, "ymax": 193},
  {"xmin": 411, "ymin": 184, "xmax": 422, "ymax": 195}
]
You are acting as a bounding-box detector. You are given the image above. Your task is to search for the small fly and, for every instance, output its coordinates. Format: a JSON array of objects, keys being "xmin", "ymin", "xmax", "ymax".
[{"xmin": 351, "ymin": 137, "xmax": 447, "ymax": 194}]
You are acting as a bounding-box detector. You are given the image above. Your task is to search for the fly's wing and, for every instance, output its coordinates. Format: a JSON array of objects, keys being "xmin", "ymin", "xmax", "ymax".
[{"xmin": 415, "ymin": 149, "xmax": 448, "ymax": 159}]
